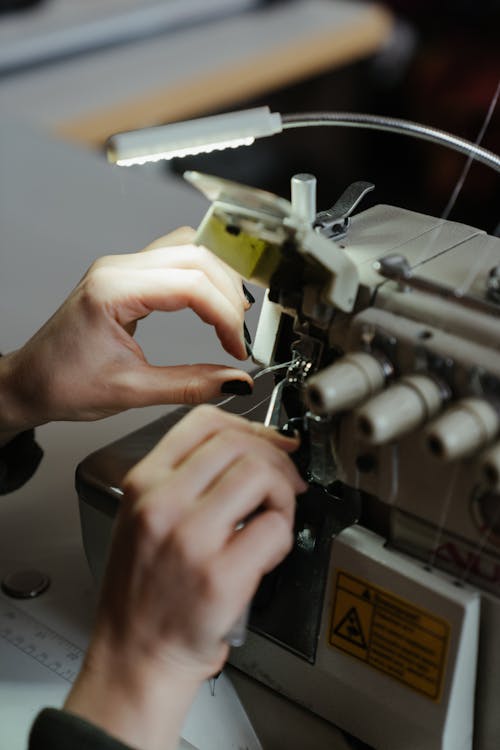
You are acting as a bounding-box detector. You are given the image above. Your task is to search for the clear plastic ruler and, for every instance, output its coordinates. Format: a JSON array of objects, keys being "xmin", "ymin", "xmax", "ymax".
[
  {"xmin": 0, "ymin": 597, "xmax": 261, "ymax": 750},
  {"xmin": 0, "ymin": 597, "xmax": 84, "ymax": 684}
]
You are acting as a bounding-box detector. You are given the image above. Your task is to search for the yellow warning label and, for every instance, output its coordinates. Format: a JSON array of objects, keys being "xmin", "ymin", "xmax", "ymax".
[{"xmin": 329, "ymin": 571, "xmax": 450, "ymax": 701}]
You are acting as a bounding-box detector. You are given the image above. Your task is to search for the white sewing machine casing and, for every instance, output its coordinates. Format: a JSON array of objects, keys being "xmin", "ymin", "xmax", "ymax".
[{"xmin": 76, "ymin": 171, "xmax": 500, "ymax": 750}]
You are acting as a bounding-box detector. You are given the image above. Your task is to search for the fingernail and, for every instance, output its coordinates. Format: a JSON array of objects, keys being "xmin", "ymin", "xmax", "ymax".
[
  {"xmin": 243, "ymin": 322, "xmax": 253, "ymax": 357},
  {"xmin": 242, "ymin": 284, "xmax": 255, "ymax": 305},
  {"xmin": 278, "ymin": 426, "xmax": 301, "ymax": 440},
  {"xmin": 243, "ymin": 322, "xmax": 252, "ymax": 344},
  {"xmin": 221, "ymin": 380, "xmax": 253, "ymax": 395}
]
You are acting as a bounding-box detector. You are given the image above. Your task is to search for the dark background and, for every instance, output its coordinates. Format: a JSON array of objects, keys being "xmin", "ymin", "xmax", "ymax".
[{"xmin": 172, "ymin": 0, "xmax": 500, "ymax": 236}]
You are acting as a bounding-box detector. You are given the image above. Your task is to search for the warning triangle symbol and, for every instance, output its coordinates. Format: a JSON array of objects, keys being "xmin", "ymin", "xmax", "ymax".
[{"xmin": 333, "ymin": 606, "xmax": 367, "ymax": 649}]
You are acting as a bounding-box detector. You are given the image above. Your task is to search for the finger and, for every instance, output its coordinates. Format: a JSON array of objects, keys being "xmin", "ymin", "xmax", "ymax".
[
  {"xmin": 127, "ymin": 404, "xmax": 301, "ymax": 489},
  {"xmin": 196, "ymin": 512, "xmax": 293, "ymax": 640},
  {"xmin": 220, "ymin": 509, "xmax": 294, "ymax": 591},
  {"xmin": 103, "ymin": 267, "xmax": 247, "ymax": 359},
  {"xmin": 163, "ymin": 428, "xmax": 303, "ymax": 506},
  {"xmin": 143, "ymin": 228, "xmax": 248, "ymax": 308},
  {"xmin": 163, "ymin": 246, "xmax": 249, "ymax": 311},
  {"xmin": 129, "ymin": 429, "xmax": 300, "ymax": 527},
  {"xmin": 86, "ymin": 228, "xmax": 195, "ymax": 272},
  {"xmin": 150, "ymin": 245, "xmax": 248, "ymax": 313},
  {"xmin": 142, "ymin": 226, "xmax": 197, "ymax": 250},
  {"xmin": 141, "ymin": 233, "xmax": 248, "ymax": 310},
  {"xmin": 195, "ymin": 510, "xmax": 294, "ymax": 642},
  {"xmin": 144, "ymin": 404, "xmax": 300, "ymax": 467},
  {"xmin": 98, "ymin": 245, "xmax": 247, "ymax": 315},
  {"xmin": 117, "ymin": 363, "xmax": 253, "ymax": 409},
  {"xmin": 184, "ymin": 456, "xmax": 299, "ymax": 556}
]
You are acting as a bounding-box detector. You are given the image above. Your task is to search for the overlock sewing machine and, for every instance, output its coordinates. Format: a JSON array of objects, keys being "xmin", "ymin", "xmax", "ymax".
[{"xmin": 76, "ymin": 112, "xmax": 500, "ymax": 749}]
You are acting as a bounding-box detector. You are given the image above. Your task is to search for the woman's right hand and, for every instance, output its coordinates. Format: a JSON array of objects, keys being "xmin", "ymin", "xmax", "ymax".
[{"xmin": 64, "ymin": 405, "xmax": 306, "ymax": 750}]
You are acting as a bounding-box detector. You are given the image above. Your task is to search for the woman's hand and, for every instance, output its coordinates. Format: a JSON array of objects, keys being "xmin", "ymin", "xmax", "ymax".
[
  {"xmin": 0, "ymin": 228, "xmax": 252, "ymax": 439},
  {"xmin": 64, "ymin": 405, "xmax": 307, "ymax": 750}
]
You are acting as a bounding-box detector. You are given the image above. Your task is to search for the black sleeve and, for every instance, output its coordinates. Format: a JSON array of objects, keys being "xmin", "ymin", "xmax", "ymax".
[
  {"xmin": 29, "ymin": 709, "xmax": 134, "ymax": 750},
  {"xmin": 0, "ymin": 428, "xmax": 43, "ymax": 495}
]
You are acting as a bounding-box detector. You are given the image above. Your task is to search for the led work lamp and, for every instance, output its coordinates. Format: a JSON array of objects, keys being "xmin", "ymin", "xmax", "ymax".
[{"xmin": 106, "ymin": 105, "xmax": 500, "ymax": 173}]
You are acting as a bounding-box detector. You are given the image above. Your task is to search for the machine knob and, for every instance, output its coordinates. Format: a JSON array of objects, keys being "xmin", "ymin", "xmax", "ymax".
[
  {"xmin": 425, "ymin": 398, "xmax": 499, "ymax": 461},
  {"xmin": 356, "ymin": 374, "xmax": 443, "ymax": 445},
  {"xmin": 306, "ymin": 352, "xmax": 386, "ymax": 416},
  {"xmin": 291, "ymin": 173, "xmax": 317, "ymax": 224},
  {"xmin": 480, "ymin": 442, "xmax": 500, "ymax": 488}
]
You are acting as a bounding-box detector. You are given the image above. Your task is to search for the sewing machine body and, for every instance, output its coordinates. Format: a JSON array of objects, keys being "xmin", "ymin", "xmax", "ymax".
[{"xmin": 77, "ymin": 175, "xmax": 500, "ymax": 749}]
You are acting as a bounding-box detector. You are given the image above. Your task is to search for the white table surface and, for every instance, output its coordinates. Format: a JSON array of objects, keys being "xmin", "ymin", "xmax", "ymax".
[{"xmin": 0, "ymin": 119, "xmax": 352, "ymax": 749}]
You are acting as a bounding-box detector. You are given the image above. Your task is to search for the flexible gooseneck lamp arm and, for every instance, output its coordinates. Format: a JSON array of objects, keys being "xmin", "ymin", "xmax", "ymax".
[{"xmin": 106, "ymin": 106, "xmax": 500, "ymax": 173}]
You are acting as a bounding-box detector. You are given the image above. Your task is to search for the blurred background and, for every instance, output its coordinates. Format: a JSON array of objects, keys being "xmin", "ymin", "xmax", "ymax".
[
  {"xmin": 0, "ymin": 5, "xmax": 498, "ymax": 749},
  {"xmin": 1, "ymin": 0, "xmax": 498, "ymax": 233},
  {"xmin": 169, "ymin": 0, "xmax": 500, "ymax": 234}
]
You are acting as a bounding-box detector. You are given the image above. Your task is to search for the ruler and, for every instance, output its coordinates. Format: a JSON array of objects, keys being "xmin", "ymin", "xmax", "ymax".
[
  {"xmin": 0, "ymin": 598, "xmax": 84, "ymax": 684},
  {"xmin": 0, "ymin": 597, "xmax": 264, "ymax": 750}
]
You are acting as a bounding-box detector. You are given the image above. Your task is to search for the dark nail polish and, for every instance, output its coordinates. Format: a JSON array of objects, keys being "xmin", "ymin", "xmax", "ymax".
[
  {"xmin": 278, "ymin": 426, "xmax": 301, "ymax": 440},
  {"xmin": 242, "ymin": 284, "xmax": 255, "ymax": 305},
  {"xmin": 221, "ymin": 380, "xmax": 253, "ymax": 395},
  {"xmin": 243, "ymin": 322, "xmax": 252, "ymax": 344}
]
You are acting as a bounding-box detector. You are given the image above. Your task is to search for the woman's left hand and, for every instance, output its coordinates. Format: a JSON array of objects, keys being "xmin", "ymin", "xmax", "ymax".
[{"xmin": 0, "ymin": 227, "xmax": 253, "ymax": 436}]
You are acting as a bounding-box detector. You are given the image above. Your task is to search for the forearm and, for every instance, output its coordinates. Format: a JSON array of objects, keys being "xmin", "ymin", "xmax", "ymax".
[
  {"xmin": 0, "ymin": 351, "xmax": 44, "ymax": 493},
  {"xmin": 64, "ymin": 650, "xmax": 201, "ymax": 750},
  {"xmin": 0, "ymin": 350, "xmax": 37, "ymax": 443}
]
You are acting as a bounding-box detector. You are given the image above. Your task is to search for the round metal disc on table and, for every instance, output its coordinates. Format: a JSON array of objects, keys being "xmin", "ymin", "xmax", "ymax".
[{"xmin": 1, "ymin": 570, "xmax": 50, "ymax": 599}]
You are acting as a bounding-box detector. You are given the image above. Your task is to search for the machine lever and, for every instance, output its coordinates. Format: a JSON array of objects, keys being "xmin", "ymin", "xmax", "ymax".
[{"xmin": 314, "ymin": 180, "xmax": 374, "ymax": 239}]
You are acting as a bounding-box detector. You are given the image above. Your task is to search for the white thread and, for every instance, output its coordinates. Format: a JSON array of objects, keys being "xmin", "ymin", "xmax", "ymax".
[
  {"xmin": 236, "ymin": 394, "xmax": 274, "ymax": 418},
  {"xmin": 214, "ymin": 360, "xmax": 293, "ymax": 411},
  {"xmin": 442, "ymin": 78, "xmax": 500, "ymax": 221}
]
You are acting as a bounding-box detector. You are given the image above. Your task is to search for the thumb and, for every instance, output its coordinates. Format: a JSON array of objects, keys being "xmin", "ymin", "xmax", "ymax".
[{"xmin": 127, "ymin": 364, "xmax": 253, "ymax": 406}]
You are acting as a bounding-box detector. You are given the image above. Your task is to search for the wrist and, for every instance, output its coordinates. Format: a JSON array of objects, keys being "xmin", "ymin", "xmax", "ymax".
[
  {"xmin": 65, "ymin": 644, "xmax": 202, "ymax": 750},
  {"xmin": 0, "ymin": 351, "xmax": 39, "ymax": 442}
]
